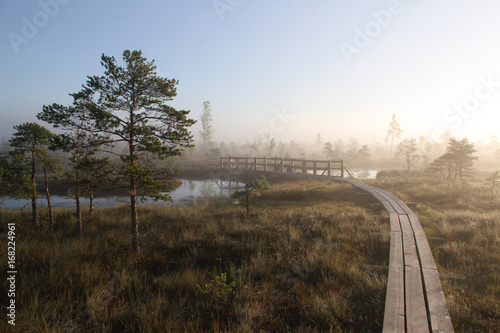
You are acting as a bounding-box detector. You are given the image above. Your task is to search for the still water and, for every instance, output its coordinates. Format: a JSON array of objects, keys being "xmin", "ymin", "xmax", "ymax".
[
  {"xmin": 0, "ymin": 179, "xmax": 244, "ymax": 210},
  {"xmin": 348, "ymin": 170, "xmax": 378, "ymax": 179}
]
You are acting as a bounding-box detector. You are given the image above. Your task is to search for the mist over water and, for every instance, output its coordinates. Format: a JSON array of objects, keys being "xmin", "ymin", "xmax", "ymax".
[{"xmin": 0, "ymin": 179, "xmax": 244, "ymax": 210}]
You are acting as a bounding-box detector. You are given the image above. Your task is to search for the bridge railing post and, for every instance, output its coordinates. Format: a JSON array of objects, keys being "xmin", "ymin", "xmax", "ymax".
[{"xmin": 341, "ymin": 160, "xmax": 344, "ymax": 178}]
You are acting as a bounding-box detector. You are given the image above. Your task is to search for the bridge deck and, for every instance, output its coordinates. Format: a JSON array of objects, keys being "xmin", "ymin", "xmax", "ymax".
[{"xmin": 344, "ymin": 179, "xmax": 454, "ymax": 333}]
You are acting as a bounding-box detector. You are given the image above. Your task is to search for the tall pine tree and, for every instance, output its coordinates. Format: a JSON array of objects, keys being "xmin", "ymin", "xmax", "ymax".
[{"xmin": 84, "ymin": 50, "xmax": 196, "ymax": 251}]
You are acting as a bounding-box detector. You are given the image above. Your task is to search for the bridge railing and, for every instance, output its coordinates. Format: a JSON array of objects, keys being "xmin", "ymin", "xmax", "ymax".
[{"xmin": 217, "ymin": 156, "xmax": 345, "ymax": 177}]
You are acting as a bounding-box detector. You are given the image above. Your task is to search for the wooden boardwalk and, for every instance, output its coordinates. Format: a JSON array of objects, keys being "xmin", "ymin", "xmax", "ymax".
[
  {"xmin": 218, "ymin": 156, "xmax": 455, "ymax": 331},
  {"xmin": 343, "ymin": 179, "xmax": 454, "ymax": 333}
]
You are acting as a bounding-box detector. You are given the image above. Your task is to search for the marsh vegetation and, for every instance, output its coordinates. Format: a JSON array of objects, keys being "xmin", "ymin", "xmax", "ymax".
[
  {"xmin": 1, "ymin": 179, "xmax": 389, "ymax": 332},
  {"xmin": 1, "ymin": 174, "xmax": 498, "ymax": 332}
]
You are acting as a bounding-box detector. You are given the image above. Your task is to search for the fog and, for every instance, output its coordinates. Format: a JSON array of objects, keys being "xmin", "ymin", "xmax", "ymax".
[
  {"xmin": 3, "ymin": 2, "xmax": 500, "ymax": 153},
  {"xmin": 2, "ymin": 1, "xmax": 500, "ymax": 177}
]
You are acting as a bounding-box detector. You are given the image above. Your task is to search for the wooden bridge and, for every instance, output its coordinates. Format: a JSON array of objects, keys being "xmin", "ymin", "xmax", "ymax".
[
  {"xmin": 218, "ymin": 156, "xmax": 455, "ymax": 332},
  {"xmin": 217, "ymin": 156, "xmax": 346, "ymax": 177}
]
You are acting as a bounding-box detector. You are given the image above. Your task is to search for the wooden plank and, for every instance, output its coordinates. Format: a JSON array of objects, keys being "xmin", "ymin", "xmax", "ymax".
[
  {"xmin": 399, "ymin": 215, "xmax": 420, "ymax": 268},
  {"xmin": 379, "ymin": 192, "xmax": 407, "ymax": 215},
  {"xmin": 381, "ymin": 192, "xmax": 416, "ymax": 216},
  {"xmin": 356, "ymin": 183, "xmax": 406, "ymax": 215},
  {"xmin": 389, "ymin": 231, "xmax": 404, "ymax": 267},
  {"xmin": 389, "ymin": 212, "xmax": 400, "ymax": 233},
  {"xmin": 422, "ymin": 268, "xmax": 455, "ymax": 333},
  {"xmin": 406, "ymin": 214, "xmax": 438, "ymax": 271},
  {"xmin": 400, "ymin": 213, "xmax": 431, "ymax": 332},
  {"xmin": 385, "ymin": 232, "xmax": 405, "ymax": 330},
  {"xmin": 343, "ymin": 180, "xmax": 401, "ymax": 231},
  {"xmin": 405, "ymin": 265, "xmax": 430, "ymax": 332},
  {"xmin": 383, "ymin": 266, "xmax": 405, "ymax": 332},
  {"xmin": 383, "ymin": 231, "xmax": 405, "ymax": 332},
  {"xmin": 414, "ymin": 232, "xmax": 437, "ymax": 271}
]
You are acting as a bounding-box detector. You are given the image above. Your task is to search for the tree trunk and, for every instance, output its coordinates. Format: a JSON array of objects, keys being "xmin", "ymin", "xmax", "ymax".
[
  {"xmin": 43, "ymin": 163, "xmax": 53, "ymax": 226},
  {"xmin": 32, "ymin": 149, "xmax": 38, "ymax": 226},
  {"xmin": 203, "ymin": 138, "xmax": 206, "ymax": 160},
  {"xmin": 89, "ymin": 190, "xmax": 94, "ymax": 218},
  {"xmin": 76, "ymin": 189, "xmax": 82, "ymax": 237},
  {"xmin": 129, "ymin": 123, "xmax": 140, "ymax": 252},
  {"xmin": 130, "ymin": 183, "xmax": 139, "ymax": 252},
  {"xmin": 75, "ymin": 148, "xmax": 82, "ymax": 236}
]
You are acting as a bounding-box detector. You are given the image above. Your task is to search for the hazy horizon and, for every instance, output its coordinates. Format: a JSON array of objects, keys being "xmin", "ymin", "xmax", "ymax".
[{"xmin": 2, "ymin": 1, "xmax": 500, "ymax": 147}]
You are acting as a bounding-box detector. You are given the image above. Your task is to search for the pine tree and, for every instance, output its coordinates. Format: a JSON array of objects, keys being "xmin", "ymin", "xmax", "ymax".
[
  {"xmin": 358, "ymin": 145, "xmax": 370, "ymax": 161},
  {"xmin": 84, "ymin": 50, "xmax": 196, "ymax": 251},
  {"xmin": 485, "ymin": 171, "xmax": 500, "ymax": 196},
  {"xmin": 396, "ymin": 138, "xmax": 419, "ymax": 171},
  {"xmin": 323, "ymin": 142, "xmax": 333, "ymax": 160},
  {"xmin": 385, "ymin": 114, "xmax": 402, "ymax": 159},
  {"xmin": 9, "ymin": 123, "xmax": 55, "ymax": 226},
  {"xmin": 427, "ymin": 137, "xmax": 477, "ymax": 184}
]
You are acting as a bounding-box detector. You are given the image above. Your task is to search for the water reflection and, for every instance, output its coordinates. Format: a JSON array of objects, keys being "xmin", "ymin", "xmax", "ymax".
[
  {"xmin": 0, "ymin": 179, "xmax": 244, "ymax": 210},
  {"xmin": 350, "ymin": 170, "xmax": 378, "ymax": 179}
]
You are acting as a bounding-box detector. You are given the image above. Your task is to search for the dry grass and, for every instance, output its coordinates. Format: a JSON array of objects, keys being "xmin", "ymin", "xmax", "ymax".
[
  {"xmin": 2, "ymin": 175, "xmax": 498, "ymax": 332},
  {"xmin": 0, "ymin": 179, "xmax": 389, "ymax": 332}
]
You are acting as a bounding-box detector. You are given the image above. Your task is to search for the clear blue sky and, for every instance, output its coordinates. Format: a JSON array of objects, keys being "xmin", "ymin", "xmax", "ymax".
[{"xmin": 2, "ymin": 0, "xmax": 500, "ymax": 146}]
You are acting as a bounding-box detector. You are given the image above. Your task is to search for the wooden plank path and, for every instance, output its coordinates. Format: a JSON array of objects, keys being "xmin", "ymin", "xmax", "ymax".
[
  {"xmin": 217, "ymin": 156, "xmax": 454, "ymax": 331},
  {"xmin": 343, "ymin": 179, "xmax": 454, "ymax": 333}
]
